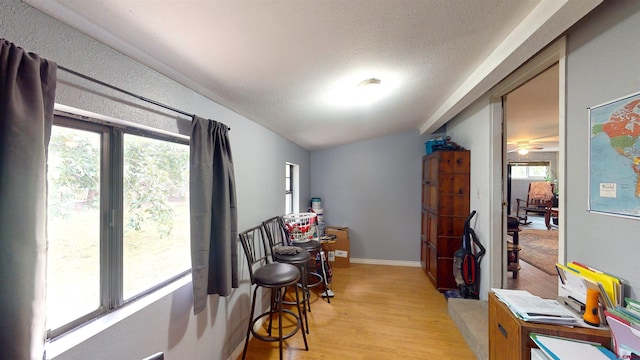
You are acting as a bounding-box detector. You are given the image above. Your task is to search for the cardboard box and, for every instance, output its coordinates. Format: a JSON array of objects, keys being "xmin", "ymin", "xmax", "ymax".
[{"xmin": 323, "ymin": 226, "xmax": 350, "ymax": 267}]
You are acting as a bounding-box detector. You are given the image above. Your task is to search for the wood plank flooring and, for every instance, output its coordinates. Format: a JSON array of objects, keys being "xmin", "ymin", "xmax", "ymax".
[
  {"xmin": 507, "ymin": 260, "xmax": 557, "ymax": 299},
  {"xmin": 506, "ymin": 214, "xmax": 558, "ymax": 300},
  {"xmin": 239, "ymin": 264, "xmax": 476, "ymax": 360}
]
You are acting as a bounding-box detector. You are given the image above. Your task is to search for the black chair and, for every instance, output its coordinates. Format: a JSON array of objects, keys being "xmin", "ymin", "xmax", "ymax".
[
  {"xmin": 239, "ymin": 224, "xmax": 308, "ymax": 360},
  {"xmin": 263, "ymin": 216, "xmax": 313, "ymax": 333}
]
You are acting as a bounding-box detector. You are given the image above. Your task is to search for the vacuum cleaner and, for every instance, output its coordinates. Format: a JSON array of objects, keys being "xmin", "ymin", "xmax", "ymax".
[{"xmin": 452, "ymin": 210, "xmax": 485, "ymax": 299}]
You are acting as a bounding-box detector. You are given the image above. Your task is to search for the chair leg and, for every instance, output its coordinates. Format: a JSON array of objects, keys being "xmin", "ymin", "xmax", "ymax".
[
  {"xmin": 293, "ymin": 282, "xmax": 309, "ymax": 350},
  {"xmin": 242, "ymin": 286, "xmax": 259, "ymax": 360},
  {"xmin": 298, "ymin": 264, "xmax": 310, "ymax": 333},
  {"xmin": 267, "ymin": 289, "xmax": 277, "ymax": 336},
  {"xmin": 319, "ymin": 251, "xmax": 331, "ymax": 303},
  {"xmin": 277, "ymin": 287, "xmax": 284, "ymax": 360}
]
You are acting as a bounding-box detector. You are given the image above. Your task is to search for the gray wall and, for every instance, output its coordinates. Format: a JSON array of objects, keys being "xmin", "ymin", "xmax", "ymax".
[
  {"xmin": 565, "ymin": 0, "xmax": 640, "ymax": 298},
  {"xmin": 442, "ymin": 0, "xmax": 640, "ymax": 300},
  {"xmin": 310, "ymin": 130, "xmax": 425, "ymax": 263},
  {"xmin": 2, "ymin": 1, "xmax": 310, "ymax": 359}
]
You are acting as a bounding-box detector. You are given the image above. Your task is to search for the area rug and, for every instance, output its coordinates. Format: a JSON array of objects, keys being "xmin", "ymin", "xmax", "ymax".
[{"xmin": 517, "ymin": 229, "xmax": 558, "ymax": 275}]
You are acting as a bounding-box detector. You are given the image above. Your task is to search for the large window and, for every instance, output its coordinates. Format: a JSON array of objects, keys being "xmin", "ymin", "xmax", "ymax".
[{"xmin": 46, "ymin": 115, "xmax": 190, "ymax": 338}]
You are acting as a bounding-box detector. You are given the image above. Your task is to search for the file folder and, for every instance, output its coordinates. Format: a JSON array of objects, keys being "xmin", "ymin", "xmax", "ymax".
[
  {"xmin": 567, "ymin": 262, "xmax": 622, "ymax": 307},
  {"xmin": 606, "ymin": 311, "xmax": 640, "ymax": 357},
  {"xmin": 530, "ymin": 333, "xmax": 617, "ymax": 360}
]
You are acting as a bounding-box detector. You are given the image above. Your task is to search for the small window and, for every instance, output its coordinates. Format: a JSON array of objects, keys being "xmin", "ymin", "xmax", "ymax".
[
  {"xmin": 285, "ymin": 162, "xmax": 299, "ymax": 214},
  {"xmin": 285, "ymin": 163, "xmax": 293, "ymax": 214}
]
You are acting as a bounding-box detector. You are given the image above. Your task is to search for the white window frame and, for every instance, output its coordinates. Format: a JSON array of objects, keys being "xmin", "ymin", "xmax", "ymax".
[
  {"xmin": 509, "ymin": 161, "xmax": 550, "ymax": 180},
  {"xmin": 285, "ymin": 162, "xmax": 300, "ymax": 214}
]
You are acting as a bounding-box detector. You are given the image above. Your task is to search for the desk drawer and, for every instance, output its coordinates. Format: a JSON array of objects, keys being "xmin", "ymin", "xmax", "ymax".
[{"xmin": 489, "ymin": 296, "xmax": 522, "ymax": 360}]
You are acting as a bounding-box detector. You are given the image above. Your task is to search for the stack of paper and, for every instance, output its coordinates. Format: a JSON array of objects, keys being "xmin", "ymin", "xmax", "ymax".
[
  {"xmin": 530, "ymin": 333, "xmax": 617, "ymax": 360},
  {"xmin": 492, "ymin": 289, "xmax": 579, "ymax": 326}
]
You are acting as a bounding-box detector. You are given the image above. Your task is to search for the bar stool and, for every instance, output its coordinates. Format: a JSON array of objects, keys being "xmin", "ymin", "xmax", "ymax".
[
  {"xmin": 281, "ymin": 213, "xmax": 332, "ymax": 302},
  {"xmin": 239, "ymin": 225, "xmax": 308, "ymax": 360},
  {"xmin": 292, "ymin": 236, "xmax": 333, "ymax": 302},
  {"xmin": 262, "ymin": 216, "xmax": 312, "ymax": 333}
]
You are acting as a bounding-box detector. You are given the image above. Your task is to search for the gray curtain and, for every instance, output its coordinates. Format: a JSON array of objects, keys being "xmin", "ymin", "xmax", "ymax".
[
  {"xmin": 190, "ymin": 116, "xmax": 238, "ymax": 315},
  {"xmin": 0, "ymin": 39, "xmax": 57, "ymax": 359}
]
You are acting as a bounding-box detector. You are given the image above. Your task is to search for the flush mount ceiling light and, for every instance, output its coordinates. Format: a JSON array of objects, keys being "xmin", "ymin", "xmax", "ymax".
[
  {"xmin": 358, "ymin": 78, "xmax": 381, "ymax": 87},
  {"xmin": 322, "ymin": 72, "xmax": 399, "ymax": 108},
  {"xmin": 355, "ymin": 77, "xmax": 383, "ymax": 104},
  {"xmin": 518, "ymin": 148, "xmax": 529, "ymax": 155}
]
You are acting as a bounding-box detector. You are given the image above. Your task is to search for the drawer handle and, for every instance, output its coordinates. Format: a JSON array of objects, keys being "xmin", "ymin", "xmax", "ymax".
[{"xmin": 498, "ymin": 323, "xmax": 508, "ymax": 338}]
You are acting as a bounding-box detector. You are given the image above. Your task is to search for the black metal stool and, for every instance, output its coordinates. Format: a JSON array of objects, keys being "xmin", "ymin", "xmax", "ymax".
[
  {"xmin": 239, "ymin": 225, "xmax": 308, "ymax": 360},
  {"xmin": 294, "ymin": 237, "xmax": 333, "ymax": 302},
  {"xmin": 263, "ymin": 216, "xmax": 313, "ymax": 333}
]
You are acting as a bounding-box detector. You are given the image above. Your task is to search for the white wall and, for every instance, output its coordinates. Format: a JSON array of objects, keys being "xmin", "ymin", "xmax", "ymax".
[
  {"xmin": 444, "ymin": 97, "xmax": 495, "ymax": 300},
  {"xmin": 1, "ymin": 1, "xmax": 310, "ymax": 359},
  {"xmin": 310, "ymin": 130, "xmax": 425, "ymax": 263}
]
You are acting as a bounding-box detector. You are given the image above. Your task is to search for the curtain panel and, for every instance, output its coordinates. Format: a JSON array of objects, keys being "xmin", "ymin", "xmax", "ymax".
[
  {"xmin": 190, "ymin": 116, "xmax": 238, "ymax": 315},
  {"xmin": 0, "ymin": 39, "xmax": 57, "ymax": 360}
]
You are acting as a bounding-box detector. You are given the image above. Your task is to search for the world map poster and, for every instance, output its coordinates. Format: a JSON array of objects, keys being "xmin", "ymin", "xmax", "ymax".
[{"xmin": 589, "ymin": 91, "xmax": 640, "ymax": 218}]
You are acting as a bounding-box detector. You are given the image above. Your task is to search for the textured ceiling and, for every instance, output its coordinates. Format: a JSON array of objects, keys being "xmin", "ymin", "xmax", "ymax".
[
  {"xmin": 506, "ymin": 63, "xmax": 560, "ymax": 153},
  {"xmin": 25, "ymin": 0, "xmax": 601, "ymax": 150}
]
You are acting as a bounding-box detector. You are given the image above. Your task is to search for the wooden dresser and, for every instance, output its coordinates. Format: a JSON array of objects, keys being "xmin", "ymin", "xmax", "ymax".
[
  {"xmin": 488, "ymin": 292, "xmax": 612, "ymax": 360},
  {"xmin": 420, "ymin": 150, "xmax": 470, "ymax": 291}
]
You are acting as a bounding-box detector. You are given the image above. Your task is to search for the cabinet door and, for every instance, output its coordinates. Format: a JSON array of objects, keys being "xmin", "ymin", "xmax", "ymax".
[
  {"xmin": 427, "ymin": 212, "xmax": 438, "ymax": 247},
  {"xmin": 425, "ymin": 155, "xmax": 439, "ymax": 212},
  {"xmin": 420, "ymin": 209, "xmax": 428, "ymax": 273},
  {"xmin": 489, "ymin": 295, "xmax": 522, "ymax": 360},
  {"xmin": 436, "ymin": 258, "xmax": 457, "ymax": 290},
  {"xmin": 427, "ymin": 242, "xmax": 437, "ymax": 282},
  {"xmin": 453, "ymin": 150, "xmax": 470, "ymax": 174}
]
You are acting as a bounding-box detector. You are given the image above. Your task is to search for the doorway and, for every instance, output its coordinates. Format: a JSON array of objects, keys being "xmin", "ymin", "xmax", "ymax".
[
  {"xmin": 488, "ymin": 38, "xmax": 566, "ymax": 299},
  {"xmin": 503, "ymin": 63, "xmax": 559, "ymax": 299}
]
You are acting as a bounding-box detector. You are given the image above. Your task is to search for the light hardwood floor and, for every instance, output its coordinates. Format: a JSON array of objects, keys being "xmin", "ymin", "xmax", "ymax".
[{"xmin": 239, "ymin": 264, "xmax": 476, "ymax": 360}]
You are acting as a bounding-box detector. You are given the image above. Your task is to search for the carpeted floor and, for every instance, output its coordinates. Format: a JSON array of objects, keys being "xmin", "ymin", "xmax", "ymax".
[{"xmin": 517, "ymin": 229, "xmax": 558, "ymax": 275}]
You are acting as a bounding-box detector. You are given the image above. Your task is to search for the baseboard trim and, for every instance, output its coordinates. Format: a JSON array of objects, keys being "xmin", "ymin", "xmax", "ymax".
[{"xmin": 349, "ymin": 258, "xmax": 421, "ymax": 267}]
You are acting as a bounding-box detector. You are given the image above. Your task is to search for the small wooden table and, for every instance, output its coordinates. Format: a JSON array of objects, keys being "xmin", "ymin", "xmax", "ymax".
[
  {"xmin": 545, "ymin": 207, "xmax": 559, "ymax": 229},
  {"xmin": 507, "ymin": 226, "xmax": 521, "ymax": 279}
]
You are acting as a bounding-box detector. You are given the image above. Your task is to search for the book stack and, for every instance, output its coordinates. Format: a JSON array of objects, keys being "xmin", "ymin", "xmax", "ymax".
[{"xmin": 492, "ymin": 288, "xmax": 579, "ymax": 326}]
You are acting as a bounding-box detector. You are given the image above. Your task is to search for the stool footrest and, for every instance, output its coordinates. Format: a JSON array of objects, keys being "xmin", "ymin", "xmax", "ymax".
[{"xmin": 251, "ymin": 309, "xmax": 302, "ymax": 342}]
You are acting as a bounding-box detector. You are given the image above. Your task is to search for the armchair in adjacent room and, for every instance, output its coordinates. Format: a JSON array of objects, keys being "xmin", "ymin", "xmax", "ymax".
[{"xmin": 516, "ymin": 182, "xmax": 555, "ymax": 225}]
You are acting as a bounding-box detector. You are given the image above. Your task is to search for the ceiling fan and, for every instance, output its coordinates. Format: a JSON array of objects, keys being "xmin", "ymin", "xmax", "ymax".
[
  {"xmin": 507, "ymin": 140, "xmax": 545, "ymax": 154},
  {"xmin": 508, "ymin": 141, "xmax": 544, "ymax": 155},
  {"xmin": 506, "ymin": 134, "xmax": 559, "ymax": 154}
]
